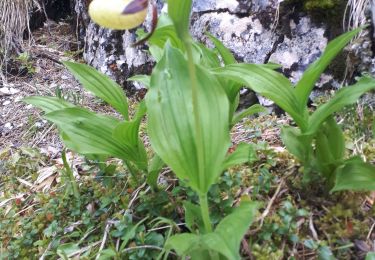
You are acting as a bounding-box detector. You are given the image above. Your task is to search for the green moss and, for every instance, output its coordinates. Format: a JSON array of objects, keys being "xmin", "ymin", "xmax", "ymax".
[
  {"xmin": 284, "ymin": 0, "xmax": 344, "ymax": 11},
  {"xmin": 304, "ymin": 0, "xmax": 339, "ymax": 10}
]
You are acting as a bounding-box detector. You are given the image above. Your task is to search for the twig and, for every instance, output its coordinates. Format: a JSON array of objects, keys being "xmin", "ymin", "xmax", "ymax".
[
  {"xmin": 367, "ymin": 220, "xmax": 375, "ymax": 241},
  {"xmin": 147, "ymin": 223, "xmax": 186, "ymax": 232},
  {"xmin": 121, "ymin": 245, "xmax": 176, "ymax": 256},
  {"xmin": 259, "ymin": 179, "xmax": 284, "ymax": 226},
  {"xmin": 128, "ymin": 182, "xmax": 146, "ymax": 209},
  {"xmin": 66, "ymin": 241, "xmax": 101, "ymax": 258},
  {"xmin": 39, "ymin": 241, "xmax": 52, "ymax": 260},
  {"xmin": 309, "ymin": 215, "xmax": 319, "ymax": 241},
  {"xmin": 95, "ymin": 223, "xmax": 111, "ymax": 260},
  {"xmin": 248, "ymin": 179, "xmax": 285, "ymax": 234},
  {"xmin": 32, "ymin": 124, "xmax": 55, "ymax": 147}
]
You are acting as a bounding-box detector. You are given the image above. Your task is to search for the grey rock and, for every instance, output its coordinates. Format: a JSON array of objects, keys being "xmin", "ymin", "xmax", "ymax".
[
  {"xmin": 269, "ymin": 17, "xmax": 327, "ymax": 84},
  {"xmin": 74, "ymin": 0, "xmax": 373, "ymax": 111},
  {"xmin": 191, "ymin": 12, "xmax": 279, "ymax": 64}
]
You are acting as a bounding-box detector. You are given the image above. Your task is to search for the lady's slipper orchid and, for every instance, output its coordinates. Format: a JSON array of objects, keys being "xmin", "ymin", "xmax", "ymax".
[{"xmin": 89, "ymin": 0, "xmax": 148, "ymax": 30}]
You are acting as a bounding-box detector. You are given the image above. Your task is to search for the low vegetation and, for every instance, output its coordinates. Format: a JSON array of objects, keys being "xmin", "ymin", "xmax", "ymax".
[{"xmin": 1, "ymin": 0, "xmax": 375, "ymax": 259}]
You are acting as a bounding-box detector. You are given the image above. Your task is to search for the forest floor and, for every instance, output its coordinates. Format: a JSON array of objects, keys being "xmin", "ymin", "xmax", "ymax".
[{"xmin": 1, "ymin": 22, "xmax": 375, "ymax": 259}]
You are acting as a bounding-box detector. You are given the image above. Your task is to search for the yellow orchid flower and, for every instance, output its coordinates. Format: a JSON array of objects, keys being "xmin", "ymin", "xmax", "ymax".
[{"xmin": 89, "ymin": 0, "xmax": 148, "ymax": 30}]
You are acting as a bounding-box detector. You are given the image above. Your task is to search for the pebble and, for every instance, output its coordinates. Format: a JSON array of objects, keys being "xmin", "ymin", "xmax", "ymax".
[
  {"xmin": 14, "ymin": 96, "xmax": 24, "ymax": 102},
  {"xmin": 4, "ymin": 123, "xmax": 13, "ymax": 129},
  {"xmin": 0, "ymin": 87, "xmax": 20, "ymax": 95},
  {"xmin": 2, "ymin": 100, "xmax": 11, "ymax": 106}
]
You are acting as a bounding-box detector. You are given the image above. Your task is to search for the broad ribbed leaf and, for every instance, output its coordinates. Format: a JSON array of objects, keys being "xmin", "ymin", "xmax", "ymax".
[
  {"xmin": 44, "ymin": 108, "xmax": 141, "ymax": 164},
  {"xmin": 128, "ymin": 75, "xmax": 150, "ymax": 88},
  {"xmin": 206, "ymin": 33, "xmax": 236, "ymax": 65},
  {"xmin": 203, "ymin": 200, "xmax": 258, "ymax": 260},
  {"xmin": 309, "ymin": 76, "xmax": 375, "ymax": 134},
  {"xmin": 193, "ymin": 43, "xmax": 221, "ymax": 68},
  {"xmin": 222, "ymin": 143, "xmax": 258, "ymax": 171},
  {"xmin": 24, "ymin": 96, "xmax": 78, "ymax": 153},
  {"xmin": 168, "ymin": 0, "xmax": 192, "ymax": 40},
  {"xmin": 146, "ymin": 45, "xmax": 230, "ymax": 193},
  {"xmin": 63, "ymin": 61, "xmax": 129, "ymax": 119},
  {"xmin": 23, "ymin": 96, "xmax": 75, "ymax": 113},
  {"xmin": 147, "ymin": 154, "xmax": 164, "ymax": 190},
  {"xmin": 281, "ymin": 126, "xmax": 313, "ymax": 163},
  {"xmin": 315, "ymin": 117, "xmax": 345, "ymax": 176},
  {"xmin": 315, "ymin": 118, "xmax": 345, "ymax": 180},
  {"xmin": 366, "ymin": 252, "xmax": 375, "ymax": 260},
  {"xmin": 184, "ymin": 201, "xmax": 205, "ymax": 232},
  {"xmin": 165, "ymin": 233, "xmax": 200, "ymax": 257},
  {"xmin": 295, "ymin": 28, "xmax": 361, "ymax": 109},
  {"xmin": 166, "ymin": 200, "xmax": 258, "ymax": 259},
  {"xmin": 112, "ymin": 102, "xmax": 148, "ymax": 170},
  {"xmin": 232, "ymin": 104, "xmax": 268, "ymax": 127},
  {"xmin": 214, "ymin": 64, "xmax": 306, "ymax": 130},
  {"xmin": 149, "ymin": 24, "xmax": 185, "ymax": 51},
  {"xmin": 332, "ymin": 157, "xmax": 375, "ymax": 192}
]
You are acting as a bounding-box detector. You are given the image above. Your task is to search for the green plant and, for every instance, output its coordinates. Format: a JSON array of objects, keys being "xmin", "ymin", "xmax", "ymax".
[
  {"xmin": 16, "ymin": 52, "xmax": 35, "ymax": 74},
  {"xmin": 213, "ymin": 28, "xmax": 375, "ymax": 192},
  {"xmin": 24, "ymin": 63, "xmax": 153, "ymax": 185},
  {"xmin": 138, "ymin": 2, "xmax": 262, "ymax": 258},
  {"xmin": 24, "ymin": 0, "xmax": 262, "ymax": 258}
]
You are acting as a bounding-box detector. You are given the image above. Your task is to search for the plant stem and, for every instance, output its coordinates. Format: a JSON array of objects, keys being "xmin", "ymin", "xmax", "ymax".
[
  {"xmin": 62, "ymin": 149, "xmax": 80, "ymax": 200},
  {"xmin": 184, "ymin": 39, "xmax": 206, "ymax": 191},
  {"xmin": 124, "ymin": 161, "xmax": 140, "ymax": 183},
  {"xmin": 199, "ymin": 193, "xmax": 212, "ymax": 233}
]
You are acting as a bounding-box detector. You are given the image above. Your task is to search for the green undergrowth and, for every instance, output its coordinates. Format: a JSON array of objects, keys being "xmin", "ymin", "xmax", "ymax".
[{"xmin": 1, "ymin": 109, "xmax": 374, "ymax": 259}]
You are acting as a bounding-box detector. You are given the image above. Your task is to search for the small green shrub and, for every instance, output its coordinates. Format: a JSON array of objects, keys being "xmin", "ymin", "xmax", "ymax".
[{"xmin": 215, "ymin": 28, "xmax": 375, "ymax": 192}]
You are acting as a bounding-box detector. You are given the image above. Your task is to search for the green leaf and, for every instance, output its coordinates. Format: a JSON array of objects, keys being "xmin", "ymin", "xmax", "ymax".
[
  {"xmin": 203, "ymin": 199, "xmax": 258, "ymax": 260},
  {"xmin": 214, "ymin": 64, "xmax": 306, "ymax": 130},
  {"xmin": 56, "ymin": 243, "xmax": 80, "ymax": 258},
  {"xmin": 149, "ymin": 23, "xmax": 185, "ymax": 51},
  {"xmin": 317, "ymin": 245, "xmax": 336, "ymax": 260},
  {"xmin": 222, "ymin": 143, "xmax": 258, "ymax": 171},
  {"xmin": 128, "ymin": 75, "xmax": 151, "ymax": 88},
  {"xmin": 166, "ymin": 200, "xmax": 258, "ymax": 259},
  {"xmin": 231, "ymin": 104, "xmax": 268, "ymax": 127},
  {"xmin": 165, "ymin": 233, "xmax": 200, "ymax": 257},
  {"xmin": 147, "ymin": 154, "xmax": 165, "ymax": 190},
  {"xmin": 315, "ymin": 117, "xmax": 345, "ymax": 178},
  {"xmin": 168, "ymin": 0, "xmax": 192, "ymax": 40},
  {"xmin": 295, "ymin": 28, "xmax": 361, "ymax": 110},
  {"xmin": 63, "ymin": 61, "xmax": 129, "ymax": 119},
  {"xmin": 112, "ymin": 102, "xmax": 148, "ymax": 170},
  {"xmin": 184, "ymin": 201, "xmax": 205, "ymax": 232},
  {"xmin": 332, "ymin": 157, "xmax": 375, "ymax": 192},
  {"xmin": 119, "ymin": 218, "xmax": 148, "ymax": 251},
  {"xmin": 206, "ymin": 33, "xmax": 236, "ymax": 65},
  {"xmin": 44, "ymin": 108, "xmax": 142, "ymax": 165},
  {"xmin": 146, "ymin": 45, "xmax": 230, "ymax": 193},
  {"xmin": 321, "ymin": 117, "xmax": 345, "ymax": 161},
  {"xmin": 309, "ymin": 76, "xmax": 375, "ymax": 134},
  {"xmin": 23, "ymin": 96, "xmax": 75, "ymax": 113},
  {"xmin": 193, "ymin": 42, "xmax": 221, "ymax": 68},
  {"xmin": 281, "ymin": 126, "xmax": 313, "ymax": 163},
  {"xmin": 98, "ymin": 249, "xmax": 117, "ymax": 259},
  {"xmin": 366, "ymin": 252, "xmax": 375, "ymax": 260}
]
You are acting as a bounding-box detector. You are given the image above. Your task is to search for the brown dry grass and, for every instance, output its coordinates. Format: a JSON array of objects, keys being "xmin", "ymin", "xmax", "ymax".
[{"xmin": 0, "ymin": 0, "xmax": 41, "ymax": 82}]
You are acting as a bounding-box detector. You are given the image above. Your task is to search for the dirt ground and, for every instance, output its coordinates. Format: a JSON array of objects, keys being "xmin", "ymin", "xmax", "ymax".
[{"xmin": 0, "ymin": 21, "xmax": 125, "ymax": 155}]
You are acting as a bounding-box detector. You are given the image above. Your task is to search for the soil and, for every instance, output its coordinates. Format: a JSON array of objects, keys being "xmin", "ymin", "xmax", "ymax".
[{"xmin": 0, "ymin": 21, "xmax": 118, "ymax": 153}]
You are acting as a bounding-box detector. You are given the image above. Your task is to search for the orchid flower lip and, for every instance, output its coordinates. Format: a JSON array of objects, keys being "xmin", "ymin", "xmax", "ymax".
[{"xmin": 122, "ymin": 0, "xmax": 148, "ymax": 15}]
